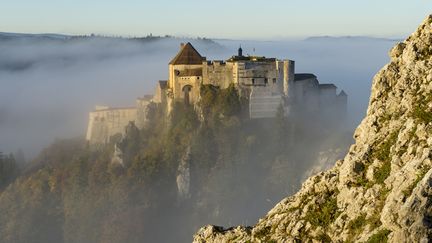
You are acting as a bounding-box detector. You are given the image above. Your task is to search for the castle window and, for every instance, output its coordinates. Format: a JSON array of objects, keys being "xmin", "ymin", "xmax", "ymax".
[
  {"xmin": 273, "ymin": 78, "xmax": 276, "ymax": 84},
  {"xmin": 264, "ymin": 78, "xmax": 268, "ymax": 84},
  {"xmin": 252, "ymin": 78, "xmax": 255, "ymax": 84}
]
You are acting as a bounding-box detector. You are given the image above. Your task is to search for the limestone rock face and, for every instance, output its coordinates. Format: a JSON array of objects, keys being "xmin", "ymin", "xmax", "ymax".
[
  {"xmin": 193, "ymin": 15, "xmax": 432, "ymax": 243},
  {"xmin": 111, "ymin": 144, "xmax": 124, "ymax": 166},
  {"xmin": 177, "ymin": 147, "xmax": 191, "ymax": 200}
]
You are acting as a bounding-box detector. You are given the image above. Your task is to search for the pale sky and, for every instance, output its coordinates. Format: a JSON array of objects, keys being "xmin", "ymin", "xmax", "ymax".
[{"xmin": 0, "ymin": 0, "xmax": 431, "ymax": 39}]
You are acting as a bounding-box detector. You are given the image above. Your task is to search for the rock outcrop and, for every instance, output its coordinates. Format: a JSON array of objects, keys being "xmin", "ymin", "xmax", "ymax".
[
  {"xmin": 177, "ymin": 146, "xmax": 191, "ymax": 200},
  {"xmin": 193, "ymin": 15, "xmax": 432, "ymax": 243}
]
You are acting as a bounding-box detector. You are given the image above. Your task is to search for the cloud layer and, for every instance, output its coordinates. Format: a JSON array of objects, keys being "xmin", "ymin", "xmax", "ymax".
[{"xmin": 0, "ymin": 35, "xmax": 396, "ymax": 158}]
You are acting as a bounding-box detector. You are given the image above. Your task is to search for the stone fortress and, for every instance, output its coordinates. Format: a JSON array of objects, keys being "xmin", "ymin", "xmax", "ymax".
[{"xmin": 86, "ymin": 43, "xmax": 347, "ymax": 144}]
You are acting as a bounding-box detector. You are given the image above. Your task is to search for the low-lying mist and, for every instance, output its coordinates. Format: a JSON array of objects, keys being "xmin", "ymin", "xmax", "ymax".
[
  {"xmin": 0, "ymin": 34, "xmax": 397, "ymax": 159},
  {"xmin": 0, "ymin": 33, "xmax": 400, "ymax": 243},
  {"xmin": 0, "ymin": 35, "xmax": 223, "ymax": 158}
]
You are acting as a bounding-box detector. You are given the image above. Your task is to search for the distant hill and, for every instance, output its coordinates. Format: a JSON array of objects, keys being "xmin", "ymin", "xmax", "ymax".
[
  {"xmin": 0, "ymin": 32, "xmax": 223, "ymax": 72},
  {"xmin": 0, "ymin": 32, "xmax": 70, "ymax": 40},
  {"xmin": 0, "ymin": 31, "xmax": 218, "ymax": 43},
  {"xmin": 305, "ymin": 35, "xmax": 403, "ymax": 42}
]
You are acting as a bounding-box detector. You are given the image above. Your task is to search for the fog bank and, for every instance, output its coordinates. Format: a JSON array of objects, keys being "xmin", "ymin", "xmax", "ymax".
[{"xmin": 0, "ymin": 34, "xmax": 397, "ymax": 158}]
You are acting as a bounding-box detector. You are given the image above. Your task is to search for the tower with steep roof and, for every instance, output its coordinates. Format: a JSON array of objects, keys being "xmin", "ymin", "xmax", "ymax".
[{"xmin": 167, "ymin": 42, "xmax": 205, "ymax": 105}]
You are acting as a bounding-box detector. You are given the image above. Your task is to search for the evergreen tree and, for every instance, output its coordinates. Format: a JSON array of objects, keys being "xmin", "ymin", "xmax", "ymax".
[{"xmin": 0, "ymin": 152, "xmax": 18, "ymax": 190}]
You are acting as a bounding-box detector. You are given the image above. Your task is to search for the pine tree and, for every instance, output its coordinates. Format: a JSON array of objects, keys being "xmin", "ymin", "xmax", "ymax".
[{"xmin": 0, "ymin": 152, "xmax": 18, "ymax": 190}]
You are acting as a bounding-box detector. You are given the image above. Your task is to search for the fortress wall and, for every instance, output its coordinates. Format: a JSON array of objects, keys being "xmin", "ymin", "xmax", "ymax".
[
  {"xmin": 319, "ymin": 87, "xmax": 337, "ymax": 111},
  {"xmin": 292, "ymin": 77, "xmax": 318, "ymax": 104},
  {"xmin": 153, "ymin": 81, "xmax": 168, "ymax": 104},
  {"xmin": 86, "ymin": 107, "xmax": 137, "ymax": 144},
  {"xmin": 266, "ymin": 62, "xmax": 281, "ymax": 93},
  {"xmin": 302, "ymin": 88, "xmax": 320, "ymax": 113},
  {"xmin": 232, "ymin": 62, "xmax": 240, "ymax": 85},
  {"xmin": 152, "ymin": 85, "xmax": 163, "ymax": 103},
  {"xmin": 319, "ymin": 87, "xmax": 337, "ymax": 101},
  {"xmin": 319, "ymin": 87, "xmax": 340, "ymax": 115},
  {"xmin": 202, "ymin": 61, "xmax": 234, "ymax": 89},
  {"xmin": 249, "ymin": 87, "xmax": 283, "ymax": 119},
  {"xmin": 237, "ymin": 61, "xmax": 280, "ymax": 90}
]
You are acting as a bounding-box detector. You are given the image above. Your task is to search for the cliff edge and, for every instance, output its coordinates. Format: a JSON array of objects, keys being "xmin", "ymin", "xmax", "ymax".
[{"xmin": 193, "ymin": 15, "xmax": 432, "ymax": 243}]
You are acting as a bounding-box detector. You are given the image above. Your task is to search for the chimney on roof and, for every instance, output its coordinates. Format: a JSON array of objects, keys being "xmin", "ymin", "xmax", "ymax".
[{"xmin": 180, "ymin": 43, "xmax": 185, "ymax": 49}]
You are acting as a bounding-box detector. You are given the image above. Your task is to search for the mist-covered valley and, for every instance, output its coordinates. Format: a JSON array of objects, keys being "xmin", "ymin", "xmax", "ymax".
[
  {"xmin": 0, "ymin": 33, "xmax": 400, "ymax": 242},
  {"xmin": 0, "ymin": 34, "xmax": 222, "ymax": 159},
  {"xmin": 0, "ymin": 33, "xmax": 397, "ymax": 158}
]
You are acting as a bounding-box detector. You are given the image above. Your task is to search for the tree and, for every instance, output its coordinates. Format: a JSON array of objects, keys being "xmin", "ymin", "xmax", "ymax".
[
  {"xmin": 0, "ymin": 152, "xmax": 19, "ymax": 190},
  {"xmin": 218, "ymin": 84, "xmax": 241, "ymax": 117}
]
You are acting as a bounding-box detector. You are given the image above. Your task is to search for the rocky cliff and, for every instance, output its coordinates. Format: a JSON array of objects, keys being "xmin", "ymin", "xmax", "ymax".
[{"xmin": 193, "ymin": 15, "xmax": 432, "ymax": 243}]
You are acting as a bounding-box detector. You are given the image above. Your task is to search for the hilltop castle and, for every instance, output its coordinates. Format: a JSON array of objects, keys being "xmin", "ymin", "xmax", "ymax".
[{"xmin": 86, "ymin": 43, "xmax": 347, "ymax": 144}]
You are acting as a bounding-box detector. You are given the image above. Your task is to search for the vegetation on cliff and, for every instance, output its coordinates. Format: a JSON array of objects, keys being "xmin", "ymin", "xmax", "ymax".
[
  {"xmin": 0, "ymin": 152, "xmax": 19, "ymax": 190},
  {"xmin": 0, "ymin": 81, "xmax": 349, "ymax": 242}
]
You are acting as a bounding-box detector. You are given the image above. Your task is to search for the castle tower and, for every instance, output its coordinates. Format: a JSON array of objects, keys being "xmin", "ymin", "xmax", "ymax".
[
  {"xmin": 283, "ymin": 60, "xmax": 295, "ymax": 97},
  {"xmin": 238, "ymin": 45, "xmax": 243, "ymax": 57},
  {"xmin": 168, "ymin": 42, "xmax": 205, "ymax": 104}
]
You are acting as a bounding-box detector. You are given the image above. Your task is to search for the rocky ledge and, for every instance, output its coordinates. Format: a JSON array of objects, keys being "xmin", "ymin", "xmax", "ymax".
[{"xmin": 193, "ymin": 15, "xmax": 432, "ymax": 243}]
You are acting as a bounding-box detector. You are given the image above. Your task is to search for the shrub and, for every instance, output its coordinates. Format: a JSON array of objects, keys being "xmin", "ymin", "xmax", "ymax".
[
  {"xmin": 402, "ymin": 165, "xmax": 430, "ymax": 198},
  {"xmin": 304, "ymin": 196, "xmax": 340, "ymax": 228},
  {"xmin": 369, "ymin": 132, "xmax": 397, "ymax": 184},
  {"xmin": 253, "ymin": 226, "xmax": 271, "ymax": 241},
  {"xmin": 412, "ymin": 106, "xmax": 432, "ymax": 124},
  {"xmin": 199, "ymin": 84, "xmax": 245, "ymax": 125},
  {"xmin": 366, "ymin": 229, "xmax": 391, "ymax": 243},
  {"xmin": 316, "ymin": 233, "xmax": 332, "ymax": 243},
  {"xmin": 366, "ymin": 214, "xmax": 382, "ymax": 230},
  {"xmin": 348, "ymin": 214, "xmax": 366, "ymax": 231},
  {"xmin": 374, "ymin": 162, "xmax": 391, "ymax": 184},
  {"xmin": 373, "ymin": 132, "xmax": 397, "ymax": 162},
  {"xmin": 346, "ymin": 214, "xmax": 366, "ymax": 241},
  {"xmin": 411, "ymin": 94, "xmax": 432, "ymax": 124}
]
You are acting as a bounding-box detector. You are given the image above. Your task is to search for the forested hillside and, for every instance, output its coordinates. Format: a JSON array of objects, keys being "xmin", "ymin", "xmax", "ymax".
[{"xmin": 0, "ymin": 85, "xmax": 350, "ymax": 243}]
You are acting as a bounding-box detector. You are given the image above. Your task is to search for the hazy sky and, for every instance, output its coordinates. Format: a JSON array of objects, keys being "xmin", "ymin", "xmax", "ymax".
[{"xmin": 1, "ymin": 0, "xmax": 431, "ymax": 39}]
